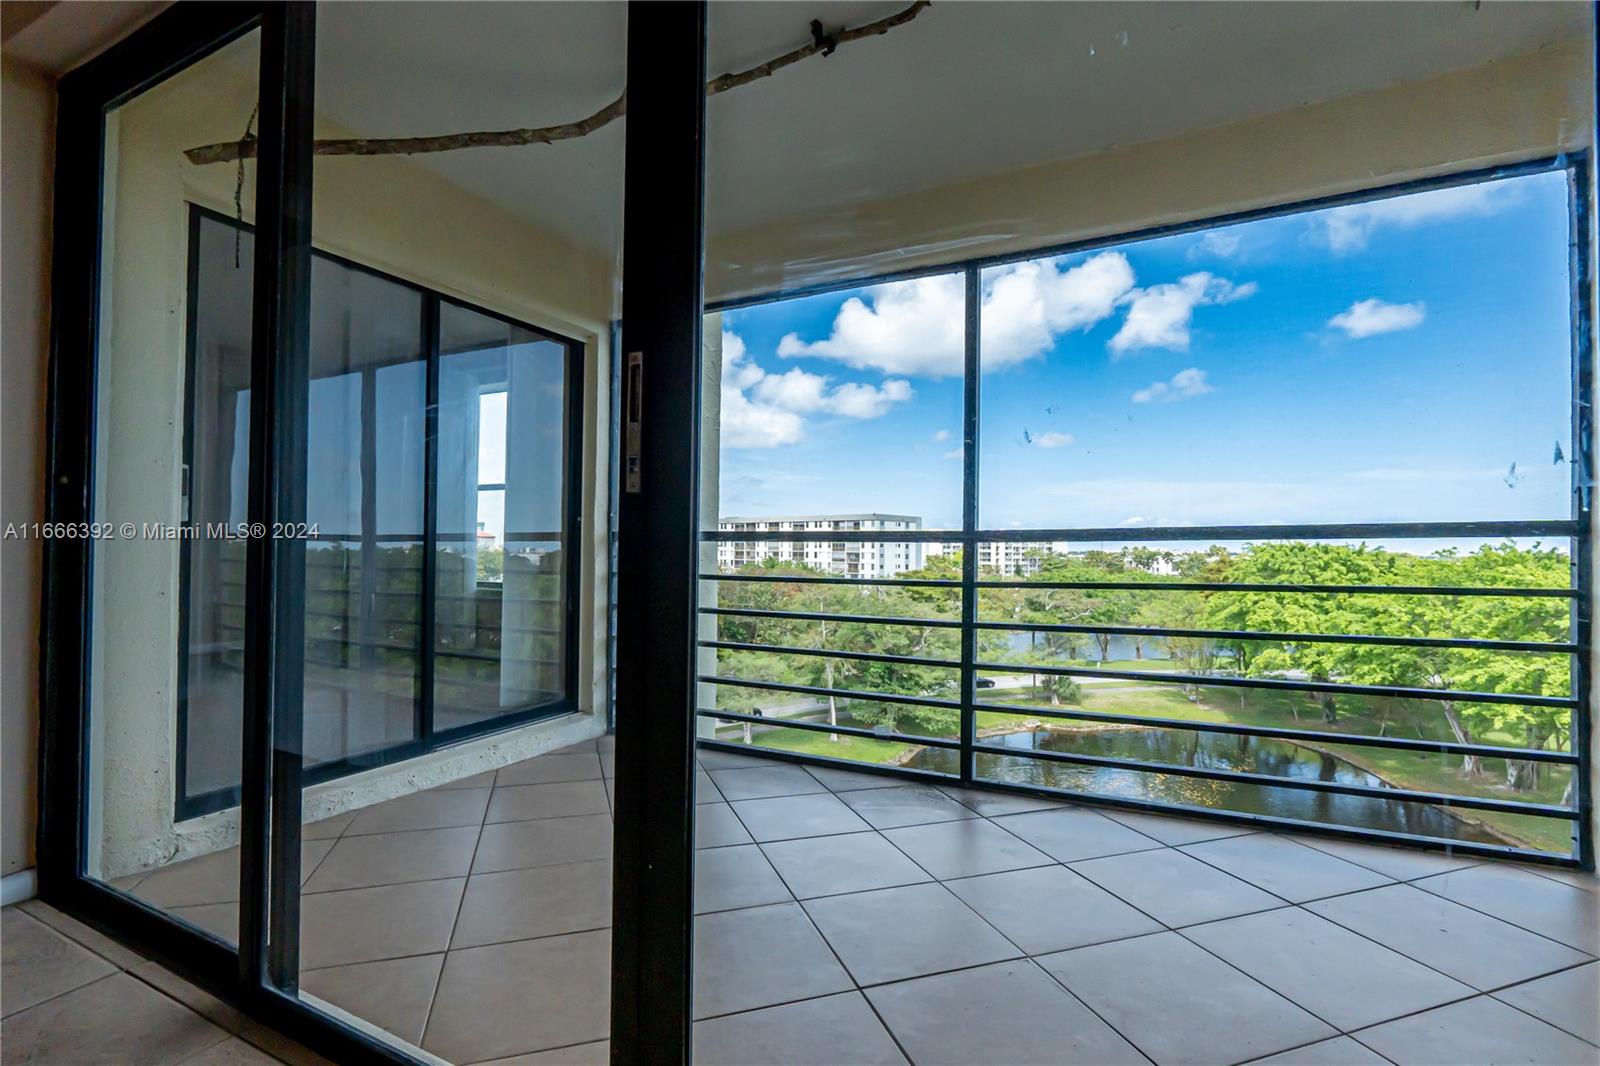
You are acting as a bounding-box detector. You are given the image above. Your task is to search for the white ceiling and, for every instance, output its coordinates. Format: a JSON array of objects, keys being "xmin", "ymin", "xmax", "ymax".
[{"xmin": 308, "ymin": 1, "xmax": 1589, "ymax": 257}]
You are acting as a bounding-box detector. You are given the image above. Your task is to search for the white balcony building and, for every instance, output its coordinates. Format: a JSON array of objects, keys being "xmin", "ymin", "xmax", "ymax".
[{"xmin": 716, "ymin": 514, "xmax": 925, "ymax": 579}]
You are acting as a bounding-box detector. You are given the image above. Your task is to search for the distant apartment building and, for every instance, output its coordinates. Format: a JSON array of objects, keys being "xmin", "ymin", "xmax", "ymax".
[
  {"xmin": 716, "ymin": 514, "xmax": 925, "ymax": 579},
  {"xmin": 926, "ymin": 540, "xmax": 1070, "ymax": 576}
]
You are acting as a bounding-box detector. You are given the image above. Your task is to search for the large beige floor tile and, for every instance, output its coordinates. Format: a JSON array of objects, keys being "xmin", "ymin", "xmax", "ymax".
[
  {"xmin": 451, "ymin": 861, "xmax": 612, "ymax": 949},
  {"xmin": 1492, "ymin": 962, "xmax": 1600, "ymax": 1045},
  {"xmin": 1, "ymin": 908, "xmax": 117, "ymax": 1018},
  {"xmin": 302, "ymin": 827, "xmax": 478, "ymax": 893},
  {"xmin": 487, "ymin": 781, "xmax": 609, "ymax": 823},
  {"xmin": 694, "ymin": 992, "xmax": 907, "ymax": 1065},
  {"xmin": 473, "ymin": 814, "xmax": 612, "ymax": 874},
  {"xmin": 299, "ymin": 878, "xmax": 465, "ymax": 969},
  {"xmin": 1354, "ymin": 995, "xmax": 1597, "ymax": 1066},
  {"xmin": 1040, "ymin": 931, "xmax": 1335, "ymax": 1065},
  {"xmin": 0, "ymin": 973, "xmax": 228, "ymax": 1066},
  {"xmin": 424, "ymin": 930, "xmax": 610, "ymax": 1064},
  {"xmin": 346, "ymin": 788, "xmax": 491, "ymax": 836},
  {"xmin": 866, "ymin": 960, "xmax": 1145, "ymax": 1065},
  {"xmin": 300, "ymin": 953, "xmax": 445, "ymax": 1047}
]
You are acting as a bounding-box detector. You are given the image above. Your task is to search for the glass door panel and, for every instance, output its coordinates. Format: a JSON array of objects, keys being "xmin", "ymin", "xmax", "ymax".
[
  {"xmin": 287, "ymin": 4, "xmax": 623, "ymax": 1058},
  {"xmin": 86, "ymin": 27, "xmax": 262, "ymax": 947}
]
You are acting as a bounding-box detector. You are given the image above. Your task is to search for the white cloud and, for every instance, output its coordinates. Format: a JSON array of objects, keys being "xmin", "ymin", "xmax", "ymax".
[
  {"xmin": 753, "ymin": 367, "xmax": 829, "ymax": 412},
  {"xmin": 1327, "ymin": 298, "xmax": 1426, "ymax": 339},
  {"xmin": 932, "ymin": 429, "xmax": 952, "ymax": 443},
  {"xmin": 1033, "ymin": 431, "xmax": 1076, "ymax": 448},
  {"xmin": 1109, "ymin": 274, "xmax": 1256, "ymax": 354},
  {"xmin": 1188, "ymin": 231, "xmax": 1241, "ymax": 259},
  {"xmin": 776, "ymin": 252, "xmax": 1136, "ymax": 377},
  {"xmin": 720, "ymin": 383, "xmax": 805, "ymax": 448},
  {"xmin": 718, "ymin": 330, "xmax": 913, "ymax": 448},
  {"xmin": 1317, "ymin": 183, "xmax": 1510, "ymax": 253},
  {"xmin": 982, "ymin": 253, "xmax": 1137, "ymax": 369},
  {"xmin": 1131, "ymin": 367, "xmax": 1213, "ymax": 404},
  {"xmin": 942, "ymin": 446, "xmax": 964, "ymax": 460}
]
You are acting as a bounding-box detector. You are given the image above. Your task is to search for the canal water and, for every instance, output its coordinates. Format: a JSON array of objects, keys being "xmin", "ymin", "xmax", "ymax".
[{"xmin": 906, "ymin": 725, "xmax": 1506, "ymax": 845}]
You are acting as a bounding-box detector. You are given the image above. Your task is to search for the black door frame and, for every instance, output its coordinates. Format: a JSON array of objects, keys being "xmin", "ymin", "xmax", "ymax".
[{"xmin": 36, "ymin": 2, "xmax": 708, "ymax": 1063}]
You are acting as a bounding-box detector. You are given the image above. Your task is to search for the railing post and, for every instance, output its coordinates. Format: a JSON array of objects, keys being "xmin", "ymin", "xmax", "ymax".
[{"xmin": 960, "ymin": 264, "xmax": 981, "ymax": 787}]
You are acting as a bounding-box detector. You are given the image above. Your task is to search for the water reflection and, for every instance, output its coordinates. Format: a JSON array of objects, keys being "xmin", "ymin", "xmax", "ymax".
[{"xmin": 910, "ymin": 727, "xmax": 1509, "ymax": 845}]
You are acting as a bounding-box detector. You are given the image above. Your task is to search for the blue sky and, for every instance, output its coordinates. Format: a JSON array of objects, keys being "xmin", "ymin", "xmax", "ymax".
[{"xmin": 715, "ymin": 169, "xmax": 1576, "ymax": 539}]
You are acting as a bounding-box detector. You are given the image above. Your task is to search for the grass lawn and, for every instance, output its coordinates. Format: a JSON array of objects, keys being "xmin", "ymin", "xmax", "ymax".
[{"xmin": 731, "ymin": 724, "xmax": 915, "ymax": 765}]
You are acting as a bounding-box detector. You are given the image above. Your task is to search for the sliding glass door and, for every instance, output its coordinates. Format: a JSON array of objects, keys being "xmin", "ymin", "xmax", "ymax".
[{"xmin": 42, "ymin": 3, "xmax": 706, "ymax": 1063}]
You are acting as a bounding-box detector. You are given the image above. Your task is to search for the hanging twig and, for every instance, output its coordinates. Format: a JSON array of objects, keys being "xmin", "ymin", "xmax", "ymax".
[
  {"xmin": 184, "ymin": 1, "xmax": 930, "ymax": 166},
  {"xmin": 233, "ymin": 104, "xmax": 258, "ymax": 266}
]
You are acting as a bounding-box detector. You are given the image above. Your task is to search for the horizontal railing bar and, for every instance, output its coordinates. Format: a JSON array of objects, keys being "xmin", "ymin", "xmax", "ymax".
[
  {"xmin": 975, "ymin": 700, "xmax": 1582, "ymax": 764},
  {"xmin": 698, "ymin": 675, "xmax": 961, "ymax": 710},
  {"xmin": 701, "ymin": 520, "xmax": 1575, "ymax": 544},
  {"xmin": 973, "ymin": 660, "xmax": 1578, "ymax": 709},
  {"xmin": 700, "ymin": 606, "xmax": 961, "ymax": 629},
  {"xmin": 973, "ymin": 579, "xmax": 1576, "ymax": 598},
  {"xmin": 969, "ymin": 742, "xmax": 1579, "ymax": 819},
  {"xmin": 702, "ymin": 572, "xmax": 962, "ymax": 588},
  {"xmin": 707, "ymin": 529, "xmax": 957, "ymax": 544},
  {"xmin": 960, "ymin": 777, "xmax": 1576, "ymax": 864},
  {"xmin": 696, "ymin": 709, "xmax": 962, "ymax": 749},
  {"xmin": 973, "ymin": 621, "xmax": 1574, "ymax": 655},
  {"xmin": 699, "ymin": 640, "xmax": 961, "ymax": 670}
]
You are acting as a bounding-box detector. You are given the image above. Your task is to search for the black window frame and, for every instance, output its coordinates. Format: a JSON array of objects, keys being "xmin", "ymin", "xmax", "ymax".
[
  {"xmin": 697, "ymin": 155, "xmax": 1595, "ymax": 871},
  {"xmin": 175, "ymin": 204, "xmax": 586, "ymax": 820},
  {"xmin": 35, "ymin": 5, "xmax": 709, "ymax": 1060}
]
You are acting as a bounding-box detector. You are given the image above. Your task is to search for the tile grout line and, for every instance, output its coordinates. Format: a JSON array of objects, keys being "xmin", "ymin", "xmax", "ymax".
[{"xmin": 415, "ymin": 772, "xmax": 498, "ymax": 1055}]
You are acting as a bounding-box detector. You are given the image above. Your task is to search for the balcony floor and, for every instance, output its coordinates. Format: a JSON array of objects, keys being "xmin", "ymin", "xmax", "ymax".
[{"xmin": 6, "ymin": 739, "xmax": 1597, "ymax": 1065}]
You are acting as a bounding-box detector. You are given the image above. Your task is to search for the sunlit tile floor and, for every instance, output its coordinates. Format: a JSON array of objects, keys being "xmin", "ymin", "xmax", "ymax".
[{"xmin": 6, "ymin": 737, "xmax": 1598, "ymax": 1064}]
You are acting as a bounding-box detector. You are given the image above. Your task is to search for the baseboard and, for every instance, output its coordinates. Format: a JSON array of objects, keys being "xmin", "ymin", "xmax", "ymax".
[{"xmin": 1, "ymin": 868, "xmax": 38, "ymax": 906}]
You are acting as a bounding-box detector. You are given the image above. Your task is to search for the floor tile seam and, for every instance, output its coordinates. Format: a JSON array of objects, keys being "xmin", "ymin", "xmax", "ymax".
[
  {"xmin": 1162, "ymin": 918, "xmax": 1350, "ymax": 1036},
  {"xmin": 1289, "ymin": 836, "xmax": 1488, "ymax": 883},
  {"xmin": 1402, "ymin": 873, "xmax": 1599, "ymax": 955},
  {"xmin": 420, "ymin": 780, "xmax": 496, "ymax": 1051},
  {"xmin": 1176, "ymin": 913, "xmax": 1514, "ymax": 1036},
  {"xmin": 1338, "ymin": 985, "xmax": 1535, "ymax": 1041},
  {"xmin": 5, "ymin": 905, "xmax": 133, "ymax": 976},
  {"xmin": 1486, "ymin": 967, "xmax": 1600, "ymax": 1049},
  {"xmin": 1156, "ymin": 839, "xmax": 1313, "ymax": 910},
  {"xmin": 304, "ymin": 922, "xmax": 615, "ymax": 980},
  {"xmin": 1301, "ymin": 898, "xmax": 1596, "ymax": 993},
  {"xmin": 0, "ymin": 965, "xmax": 124, "ymax": 1022}
]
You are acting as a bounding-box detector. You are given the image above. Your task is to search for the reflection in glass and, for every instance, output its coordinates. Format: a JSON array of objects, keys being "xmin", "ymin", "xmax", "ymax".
[
  {"xmin": 300, "ymin": 255, "xmax": 428, "ymax": 770},
  {"xmin": 436, "ymin": 302, "xmax": 571, "ymax": 729}
]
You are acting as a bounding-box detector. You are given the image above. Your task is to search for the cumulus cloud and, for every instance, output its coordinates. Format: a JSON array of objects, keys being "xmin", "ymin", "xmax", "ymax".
[
  {"xmin": 942, "ymin": 446, "xmax": 964, "ymax": 461},
  {"xmin": 1327, "ymin": 298, "xmax": 1426, "ymax": 339},
  {"xmin": 1187, "ymin": 231, "xmax": 1241, "ymax": 260},
  {"xmin": 719, "ymin": 330, "xmax": 913, "ymax": 448},
  {"xmin": 776, "ymin": 252, "xmax": 1136, "ymax": 377},
  {"xmin": 932, "ymin": 429, "xmax": 952, "ymax": 442},
  {"xmin": 1317, "ymin": 183, "xmax": 1510, "ymax": 253},
  {"xmin": 1110, "ymin": 274, "xmax": 1256, "ymax": 354},
  {"xmin": 982, "ymin": 253, "xmax": 1137, "ymax": 368},
  {"xmin": 1131, "ymin": 367, "xmax": 1213, "ymax": 404},
  {"xmin": 1033, "ymin": 431, "xmax": 1076, "ymax": 448}
]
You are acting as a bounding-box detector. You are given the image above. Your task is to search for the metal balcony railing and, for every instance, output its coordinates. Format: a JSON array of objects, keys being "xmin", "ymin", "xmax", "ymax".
[{"xmin": 694, "ymin": 521, "xmax": 1589, "ymax": 867}]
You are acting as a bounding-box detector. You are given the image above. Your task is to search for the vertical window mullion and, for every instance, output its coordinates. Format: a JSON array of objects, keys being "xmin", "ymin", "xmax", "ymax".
[
  {"xmin": 959, "ymin": 265, "xmax": 980, "ymax": 788},
  {"xmin": 420, "ymin": 294, "xmax": 441, "ymax": 745},
  {"xmin": 238, "ymin": 0, "xmax": 316, "ymax": 995}
]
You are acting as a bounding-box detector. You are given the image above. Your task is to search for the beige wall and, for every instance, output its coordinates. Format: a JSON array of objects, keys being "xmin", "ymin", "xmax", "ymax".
[{"xmin": 1, "ymin": 57, "xmax": 54, "ymax": 878}]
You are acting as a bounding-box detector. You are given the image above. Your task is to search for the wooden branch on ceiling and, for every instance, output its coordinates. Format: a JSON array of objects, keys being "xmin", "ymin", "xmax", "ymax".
[{"xmin": 183, "ymin": 1, "xmax": 930, "ymax": 166}]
